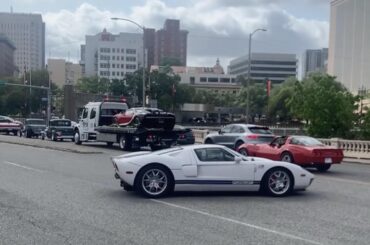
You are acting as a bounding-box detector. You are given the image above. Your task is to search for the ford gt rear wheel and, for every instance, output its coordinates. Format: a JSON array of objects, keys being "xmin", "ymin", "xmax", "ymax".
[
  {"xmin": 135, "ymin": 164, "xmax": 174, "ymax": 198},
  {"xmin": 263, "ymin": 168, "xmax": 293, "ymax": 197}
]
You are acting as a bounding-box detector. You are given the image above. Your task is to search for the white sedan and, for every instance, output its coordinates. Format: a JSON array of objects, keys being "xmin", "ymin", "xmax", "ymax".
[{"xmin": 111, "ymin": 145, "xmax": 314, "ymax": 198}]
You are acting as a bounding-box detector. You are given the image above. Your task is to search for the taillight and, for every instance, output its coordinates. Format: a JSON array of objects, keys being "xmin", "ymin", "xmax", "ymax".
[
  {"xmin": 246, "ymin": 134, "xmax": 259, "ymax": 139},
  {"xmin": 179, "ymin": 134, "xmax": 185, "ymax": 139}
]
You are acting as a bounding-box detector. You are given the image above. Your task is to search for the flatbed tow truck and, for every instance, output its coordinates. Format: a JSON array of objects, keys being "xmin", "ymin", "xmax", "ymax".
[{"xmin": 73, "ymin": 100, "xmax": 185, "ymax": 151}]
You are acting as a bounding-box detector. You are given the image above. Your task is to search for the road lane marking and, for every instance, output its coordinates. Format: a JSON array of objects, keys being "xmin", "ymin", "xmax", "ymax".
[
  {"xmin": 318, "ymin": 176, "xmax": 370, "ymax": 186},
  {"xmin": 2, "ymin": 161, "xmax": 44, "ymax": 173},
  {"xmin": 151, "ymin": 199, "xmax": 322, "ymax": 245}
]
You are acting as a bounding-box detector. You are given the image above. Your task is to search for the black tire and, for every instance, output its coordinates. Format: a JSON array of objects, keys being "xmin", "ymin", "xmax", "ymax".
[
  {"xmin": 204, "ymin": 138, "xmax": 213, "ymax": 144},
  {"xmin": 262, "ymin": 167, "xmax": 294, "ymax": 197},
  {"xmin": 316, "ymin": 164, "xmax": 331, "ymax": 172},
  {"xmin": 41, "ymin": 134, "xmax": 45, "ymax": 140},
  {"xmin": 60, "ymin": 138, "xmax": 64, "ymax": 142},
  {"xmin": 239, "ymin": 148, "xmax": 249, "ymax": 156},
  {"xmin": 74, "ymin": 130, "xmax": 82, "ymax": 145},
  {"xmin": 25, "ymin": 130, "xmax": 31, "ymax": 138},
  {"xmin": 134, "ymin": 164, "xmax": 174, "ymax": 198},
  {"xmin": 12, "ymin": 130, "xmax": 17, "ymax": 136},
  {"xmin": 51, "ymin": 134, "xmax": 57, "ymax": 141},
  {"xmin": 106, "ymin": 142, "xmax": 114, "ymax": 147},
  {"xmin": 280, "ymin": 152, "xmax": 294, "ymax": 163},
  {"xmin": 234, "ymin": 140, "xmax": 244, "ymax": 150},
  {"xmin": 119, "ymin": 135, "xmax": 132, "ymax": 151}
]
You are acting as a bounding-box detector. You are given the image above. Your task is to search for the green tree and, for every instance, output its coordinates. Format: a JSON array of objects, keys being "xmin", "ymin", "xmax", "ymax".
[
  {"xmin": 288, "ymin": 74, "xmax": 357, "ymax": 138},
  {"xmin": 237, "ymin": 84, "xmax": 268, "ymax": 118},
  {"xmin": 75, "ymin": 76, "xmax": 109, "ymax": 94},
  {"xmin": 268, "ymin": 77, "xmax": 297, "ymax": 122}
]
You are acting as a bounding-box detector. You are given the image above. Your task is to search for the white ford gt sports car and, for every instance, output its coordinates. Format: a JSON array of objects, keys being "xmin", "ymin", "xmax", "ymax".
[{"xmin": 111, "ymin": 144, "xmax": 314, "ymax": 198}]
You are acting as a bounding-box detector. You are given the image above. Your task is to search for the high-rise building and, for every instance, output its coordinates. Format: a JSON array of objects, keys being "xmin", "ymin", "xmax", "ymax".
[
  {"xmin": 154, "ymin": 19, "xmax": 188, "ymax": 66},
  {"xmin": 328, "ymin": 0, "xmax": 370, "ymax": 93},
  {"xmin": 47, "ymin": 59, "xmax": 82, "ymax": 88},
  {"xmin": 0, "ymin": 34, "xmax": 16, "ymax": 77},
  {"xmin": 303, "ymin": 48, "xmax": 328, "ymax": 77},
  {"xmin": 0, "ymin": 12, "xmax": 45, "ymax": 74},
  {"xmin": 144, "ymin": 28, "xmax": 155, "ymax": 68},
  {"xmin": 80, "ymin": 29, "xmax": 143, "ymax": 80},
  {"xmin": 228, "ymin": 53, "xmax": 297, "ymax": 84}
]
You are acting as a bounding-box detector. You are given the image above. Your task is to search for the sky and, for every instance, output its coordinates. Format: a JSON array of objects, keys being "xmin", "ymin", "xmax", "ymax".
[{"xmin": 0, "ymin": 0, "xmax": 330, "ymax": 73}]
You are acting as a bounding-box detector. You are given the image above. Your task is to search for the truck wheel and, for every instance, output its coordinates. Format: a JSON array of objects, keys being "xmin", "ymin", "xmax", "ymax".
[
  {"xmin": 119, "ymin": 135, "xmax": 132, "ymax": 151},
  {"xmin": 12, "ymin": 130, "xmax": 17, "ymax": 136},
  {"xmin": 74, "ymin": 131, "xmax": 82, "ymax": 145}
]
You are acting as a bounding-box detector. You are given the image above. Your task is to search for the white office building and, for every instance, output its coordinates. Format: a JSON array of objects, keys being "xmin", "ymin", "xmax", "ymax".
[
  {"xmin": 303, "ymin": 48, "xmax": 328, "ymax": 77},
  {"xmin": 228, "ymin": 53, "xmax": 297, "ymax": 84},
  {"xmin": 80, "ymin": 29, "xmax": 143, "ymax": 80},
  {"xmin": 328, "ymin": 0, "xmax": 370, "ymax": 93},
  {"xmin": 151, "ymin": 59, "xmax": 241, "ymax": 95},
  {"xmin": 0, "ymin": 12, "xmax": 45, "ymax": 73}
]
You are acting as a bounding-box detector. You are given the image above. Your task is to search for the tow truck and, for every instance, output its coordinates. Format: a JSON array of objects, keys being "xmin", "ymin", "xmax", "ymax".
[{"xmin": 73, "ymin": 99, "xmax": 185, "ymax": 151}]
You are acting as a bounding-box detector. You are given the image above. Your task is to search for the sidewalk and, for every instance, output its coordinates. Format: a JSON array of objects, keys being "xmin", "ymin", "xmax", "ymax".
[{"xmin": 0, "ymin": 134, "xmax": 103, "ymax": 154}]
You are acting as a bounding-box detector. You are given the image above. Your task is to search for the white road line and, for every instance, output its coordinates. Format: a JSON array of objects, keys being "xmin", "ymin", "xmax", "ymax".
[
  {"xmin": 151, "ymin": 199, "xmax": 322, "ymax": 245},
  {"xmin": 2, "ymin": 161, "xmax": 44, "ymax": 173},
  {"xmin": 319, "ymin": 176, "xmax": 370, "ymax": 186}
]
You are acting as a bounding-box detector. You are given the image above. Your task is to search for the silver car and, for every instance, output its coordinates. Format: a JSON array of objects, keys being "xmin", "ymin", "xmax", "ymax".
[{"xmin": 204, "ymin": 124, "xmax": 275, "ymax": 149}]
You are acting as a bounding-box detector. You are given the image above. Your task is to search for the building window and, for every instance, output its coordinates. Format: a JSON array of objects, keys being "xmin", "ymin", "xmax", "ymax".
[
  {"xmin": 112, "ymin": 71, "xmax": 115, "ymax": 76},
  {"xmin": 208, "ymin": 77, "xmax": 218, "ymax": 83},
  {"xmin": 126, "ymin": 64, "xmax": 137, "ymax": 70},
  {"xmin": 200, "ymin": 77, "xmax": 207, "ymax": 82},
  {"xmin": 121, "ymin": 72, "xmax": 124, "ymax": 76},
  {"xmin": 117, "ymin": 49, "xmax": 120, "ymax": 53},
  {"xmin": 121, "ymin": 64, "xmax": 124, "ymax": 68},
  {"xmin": 112, "ymin": 64, "xmax": 115, "ymax": 68},
  {"xmin": 231, "ymin": 78, "xmax": 236, "ymax": 83},
  {"xmin": 190, "ymin": 76, "xmax": 195, "ymax": 84},
  {"xmin": 126, "ymin": 56, "xmax": 136, "ymax": 62},
  {"xmin": 121, "ymin": 48, "xmax": 124, "ymax": 53},
  {"xmin": 220, "ymin": 78, "xmax": 230, "ymax": 83},
  {"xmin": 112, "ymin": 56, "xmax": 115, "ymax": 60},
  {"xmin": 126, "ymin": 49, "xmax": 136, "ymax": 54}
]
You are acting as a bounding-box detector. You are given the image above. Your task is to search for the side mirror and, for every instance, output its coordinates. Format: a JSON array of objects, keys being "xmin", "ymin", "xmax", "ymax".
[
  {"xmin": 218, "ymin": 130, "xmax": 223, "ymax": 135},
  {"xmin": 235, "ymin": 156, "xmax": 242, "ymax": 163}
]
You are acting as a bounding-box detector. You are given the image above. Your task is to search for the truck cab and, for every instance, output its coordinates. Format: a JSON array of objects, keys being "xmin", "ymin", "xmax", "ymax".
[{"xmin": 74, "ymin": 101, "xmax": 128, "ymax": 144}]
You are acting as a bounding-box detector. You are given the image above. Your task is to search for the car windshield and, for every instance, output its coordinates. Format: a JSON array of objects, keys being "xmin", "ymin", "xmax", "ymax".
[
  {"xmin": 291, "ymin": 136, "xmax": 324, "ymax": 146},
  {"xmin": 50, "ymin": 120, "xmax": 71, "ymax": 127},
  {"xmin": 27, "ymin": 119, "xmax": 45, "ymax": 125}
]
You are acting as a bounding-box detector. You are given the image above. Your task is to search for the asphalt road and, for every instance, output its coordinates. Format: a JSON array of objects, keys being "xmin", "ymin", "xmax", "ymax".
[{"xmin": 0, "ymin": 142, "xmax": 369, "ymax": 245}]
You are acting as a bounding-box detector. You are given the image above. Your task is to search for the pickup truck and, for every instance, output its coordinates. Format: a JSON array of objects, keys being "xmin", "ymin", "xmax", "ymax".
[{"xmin": 73, "ymin": 101, "xmax": 185, "ymax": 151}]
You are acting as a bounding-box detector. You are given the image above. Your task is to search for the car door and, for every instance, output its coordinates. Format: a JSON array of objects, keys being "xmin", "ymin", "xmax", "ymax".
[
  {"xmin": 258, "ymin": 137, "xmax": 284, "ymax": 160},
  {"xmin": 212, "ymin": 124, "xmax": 233, "ymax": 145},
  {"xmin": 224, "ymin": 125, "xmax": 244, "ymax": 148},
  {"xmin": 192, "ymin": 147, "xmax": 256, "ymax": 190},
  {"xmin": 88, "ymin": 107, "xmax": 98, "ymax": 132}
]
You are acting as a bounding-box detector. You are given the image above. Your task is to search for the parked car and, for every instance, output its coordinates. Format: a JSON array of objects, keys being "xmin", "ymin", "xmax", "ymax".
[
  {"xmin": 111, "ymin": 144, "xmax": 315, "ymax": 198},
  {"xmin": 114, "ymin": 107, "xmax": 175, "ymax": 130},
  {"xmin": 188, "ymin": 117, "xmax": 207, "ymax": 125},
  {"xmin": 41, "ymin": 119, "xmax": 74, "ymax": 141},
  {"xmin": 204, "ymin": 124, "xmax": 275, "ymax": 150},
  {"xmin": 0, "ymin": 115, "xmax": 23, "ymax": 135},
  {"xmin": 22, "ymin": 118, "xmax": 46, "ymax": 138},
  {"xmin": 237, "ymin": 135, "xmax": 343, "ymax": 172},
  {"xmin": 174, "ymin": 125, "xmax": 195, "ymax": 145}
]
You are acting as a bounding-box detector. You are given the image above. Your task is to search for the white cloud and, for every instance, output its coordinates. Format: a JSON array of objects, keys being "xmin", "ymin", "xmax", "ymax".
[{"xmin": 44, "ymin": 0, "xmax": 329, "ymax": 69}]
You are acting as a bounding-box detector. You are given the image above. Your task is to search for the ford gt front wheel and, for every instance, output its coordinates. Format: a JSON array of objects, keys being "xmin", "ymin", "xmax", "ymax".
[
  {"xmin": 135, "ymin": 164, "xmax": 174, "ymax": 198},
  {"xmin": 262, "ymin": 168, "xmax": 293, "ymax": 197}
]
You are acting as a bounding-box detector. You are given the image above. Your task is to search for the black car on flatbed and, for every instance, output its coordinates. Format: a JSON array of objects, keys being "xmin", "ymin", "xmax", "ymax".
[
  {"xmin": 21, "ymin": 118, "xmax": 47, "ymax": 138},
  {"xmin": 41, "ymin": 119, "xmax": 74, "ymax": 141}
]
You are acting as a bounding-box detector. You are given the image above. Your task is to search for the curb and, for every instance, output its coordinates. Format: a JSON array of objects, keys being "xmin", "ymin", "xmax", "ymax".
[
  {"xmin": 343, "ymin": 157, "xmax": 370, "ymax": 165},
  {"xmin": 0, "ymin": 139, "xmax": 103, "ymax": 154}
]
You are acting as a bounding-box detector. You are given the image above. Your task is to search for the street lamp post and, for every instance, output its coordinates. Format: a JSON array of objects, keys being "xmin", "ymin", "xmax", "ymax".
[
  {"xmin": 111, "ymin": 17, "xmax": 146, "ymax": 107},
  {"xmin": 246, "ymin": 28, "xmax": 267, "ymax": 123}
]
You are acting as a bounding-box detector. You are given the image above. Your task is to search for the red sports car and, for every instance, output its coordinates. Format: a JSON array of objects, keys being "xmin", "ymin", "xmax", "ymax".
[
  {"xmin": 114, "ymin": 107, "xmax": 175, "ymax": 130},
  {"xmin": 237, "ymin": 135, "xmax": 343, "ymax": 172}
]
